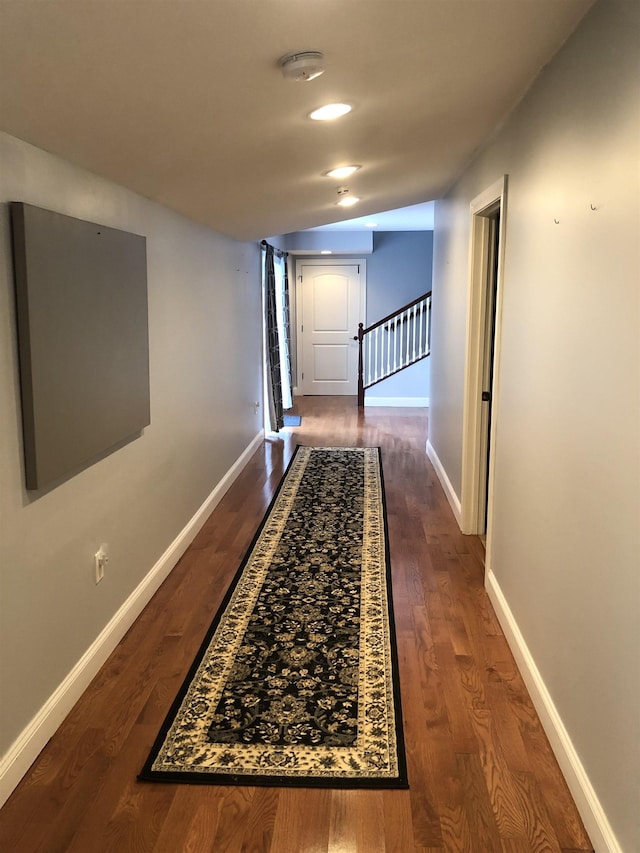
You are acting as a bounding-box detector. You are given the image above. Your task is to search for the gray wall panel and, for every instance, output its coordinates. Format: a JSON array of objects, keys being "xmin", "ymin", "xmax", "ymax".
[{"xmin": 11, "ymin": 203, "xmax": 150, "ymax": 488}]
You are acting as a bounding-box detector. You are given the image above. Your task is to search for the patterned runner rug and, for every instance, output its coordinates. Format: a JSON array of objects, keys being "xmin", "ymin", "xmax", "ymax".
[{"xmin": 139, "ymin": 446, "xmax": 408, "ymax": 788}]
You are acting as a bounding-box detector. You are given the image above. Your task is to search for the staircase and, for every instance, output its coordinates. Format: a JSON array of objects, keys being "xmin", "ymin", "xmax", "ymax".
[{"xmin": 354, "ymin": 292, "xmax": 431, "ymax": 407}]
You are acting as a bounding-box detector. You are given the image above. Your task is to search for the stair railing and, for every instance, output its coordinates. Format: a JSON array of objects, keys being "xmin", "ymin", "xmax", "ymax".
[{"xmin": 354, "ymin": 292, "xmax": 432, "ymax": 407}]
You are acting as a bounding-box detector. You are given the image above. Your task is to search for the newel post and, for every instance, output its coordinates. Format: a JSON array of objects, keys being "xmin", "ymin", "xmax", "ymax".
[{"xmin": 356, "ymin": 322, "xmax": 365, "ymax": 408}]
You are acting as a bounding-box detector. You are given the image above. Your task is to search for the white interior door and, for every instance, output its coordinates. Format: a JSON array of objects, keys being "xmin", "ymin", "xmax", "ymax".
[{"xmin": 297, "ymin": 261, "xmax": 365, "ymax": 395}]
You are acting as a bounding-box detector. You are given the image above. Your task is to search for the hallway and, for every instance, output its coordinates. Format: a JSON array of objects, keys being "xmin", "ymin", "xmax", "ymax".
[{"xmin": 0, "ymin": 397, "xmax": 592, "ymax": 852}]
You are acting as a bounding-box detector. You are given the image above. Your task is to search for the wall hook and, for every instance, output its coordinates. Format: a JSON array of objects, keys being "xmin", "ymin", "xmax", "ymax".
[
  {"xmin": 554, "ymin": 218, "xmax": 560, "ymax": 224},
  {"xmin": 590, "ymin": 204, "xmax": 598, "ymax": 211}
]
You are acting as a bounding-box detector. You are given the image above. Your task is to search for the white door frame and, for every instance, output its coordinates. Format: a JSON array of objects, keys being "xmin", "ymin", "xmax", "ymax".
[
  {"xmin": 295, "ymin": 258, "xmax": 367, "ymax": 395},
  {"xmin": 460, "ymin": 176, "xmax": 508, "ymax": 545}
]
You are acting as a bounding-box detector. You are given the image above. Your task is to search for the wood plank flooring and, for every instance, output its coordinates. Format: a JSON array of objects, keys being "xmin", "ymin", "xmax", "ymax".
[{"xmin": 0, "ymin": 397, "xmax": 593, "ymax": 852}]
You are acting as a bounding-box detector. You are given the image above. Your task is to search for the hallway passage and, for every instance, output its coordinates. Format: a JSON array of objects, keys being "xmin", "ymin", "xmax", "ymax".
[{"xmin": 0, "ymin": 397, "xmax": 592, "ymax": 852}]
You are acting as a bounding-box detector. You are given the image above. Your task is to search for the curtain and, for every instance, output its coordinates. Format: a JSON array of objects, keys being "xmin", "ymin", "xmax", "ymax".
[
  {"xmin": 263, "ymin": 243, "xmax": 284, "ymax": 432},
  {"xmin": 275, "ymin": 254, "xmax": 293, "ymax": 411},
  {"xmin": 282, "ymin": 258, "xmax": 294, "ymax": 394}
]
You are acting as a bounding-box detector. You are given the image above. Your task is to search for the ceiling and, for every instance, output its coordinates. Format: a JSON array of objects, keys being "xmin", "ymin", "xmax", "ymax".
[{"xmin": 0, "ymin": 1, "xmax": 594, "ymax": 242}]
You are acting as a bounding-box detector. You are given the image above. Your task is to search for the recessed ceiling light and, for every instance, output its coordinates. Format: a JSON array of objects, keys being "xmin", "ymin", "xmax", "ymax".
[
  {"xmin": 321, "ymin": 250, "xmax": 332, "ymax": 254},
  {"xmin": 325, "ymin": 165, "xmax": 361, "ymax": 179},
  {"xmin": 309, "ymin": 103, "xmax": 352, "ymax": 121},
  {"xmin": 365, "ymin": 222, "xmax": 377, "ymax": 227}
]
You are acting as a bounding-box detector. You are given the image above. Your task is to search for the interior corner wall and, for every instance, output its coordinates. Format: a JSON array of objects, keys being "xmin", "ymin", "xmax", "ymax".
[
  {"xmin": 429, "ymin": 1, "xmax": 639, "ymax": 850},
  {"xmin": 0, "ymin": 134, "xmax": 263, "ymax": 762},
  {"xmin": 365, "ymin": 231, "xmax": 433, "ymax": 402}
]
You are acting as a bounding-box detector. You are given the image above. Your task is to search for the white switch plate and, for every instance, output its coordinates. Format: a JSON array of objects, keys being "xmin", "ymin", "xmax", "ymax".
[{"xmin": 94, "ymin": 544, "xmax": 108, "ymax": 584}]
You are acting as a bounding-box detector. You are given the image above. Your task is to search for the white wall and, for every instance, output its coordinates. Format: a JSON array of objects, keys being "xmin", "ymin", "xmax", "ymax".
[
  {"xmin": 429, "ymin": 1, "xmax": 639, "ymax": 851},
  {"xmin": 280, "ymin": 229, "xmax": 373, "ymax": 255},
  {"xmin": 0, "ymin": 134, "xmax": 263, "ymax": 778}
]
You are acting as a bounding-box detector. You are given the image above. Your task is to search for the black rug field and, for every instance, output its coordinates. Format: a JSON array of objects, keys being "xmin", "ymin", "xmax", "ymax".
[{"xmin": 139, "ymin": 446, "xmax": 408, "ymax": 788}]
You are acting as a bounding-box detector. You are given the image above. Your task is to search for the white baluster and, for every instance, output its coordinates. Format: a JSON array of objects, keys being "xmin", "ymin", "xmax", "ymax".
[
  {"xmin": 374, "ymin": 327, "xmax": 379, "ymax": 382},
  {"xmin": 393, "ymin": 314, "xmax": 397, "ymax": 374},
  {"xmin": 418, "ymin": 299, "xmax": 424, "ymax": 357},
  {"xmin": 385, "ymin": 321, "xmax": 390, "ymax": 378},
  {"xmin": 402, "ymin": 310, "xmax": 406, "ymax": 366},
  {"xmin": 362, "ymin": 332, "xmax": 366, "ymax": 388},
  {"xmin": 425, "ymin": 298, "xmax": 431, "ymax": 355},
  {"xmin": 412, "ymin": 305, "xmax": 417, "ymax": 361},
  {"xmin": 405, "ymin": 309, "xmax": 410, "ymax": 366}
]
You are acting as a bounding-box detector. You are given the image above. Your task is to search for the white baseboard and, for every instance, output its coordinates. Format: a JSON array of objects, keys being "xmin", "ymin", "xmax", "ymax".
[
  {"xmin": 364, "ymin": 396, "xmax": 429, "ymax": 407},
  {"xmin": 425, "ymin": 439, "xmax": 462, "ymax": 527},
  {"xmin": 0, "ymin": 431, "xmax": 264, "ymax": 809},
  {"xmin": 485, "ymin": 568, "xmax": 621, "ymax": 853}
]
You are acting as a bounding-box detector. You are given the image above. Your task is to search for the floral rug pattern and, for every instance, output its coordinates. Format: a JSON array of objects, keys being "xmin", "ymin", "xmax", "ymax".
[{"xmin": 139, "ymin": 446, "xmax": 407, "ymax": 787}]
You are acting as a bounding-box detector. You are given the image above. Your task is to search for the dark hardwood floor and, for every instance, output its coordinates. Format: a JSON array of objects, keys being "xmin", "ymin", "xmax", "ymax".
[{"xmin": 0, "ymin": 397, "xmax": 593, "ymax": 852}]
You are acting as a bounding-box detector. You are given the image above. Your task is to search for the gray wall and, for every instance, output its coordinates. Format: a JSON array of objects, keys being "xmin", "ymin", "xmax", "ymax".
[
  {"xmin": 0, "ymin": 133, "xmax": 263, "ymax": 755},
  {"xmin": 429, "ymin": 1, "xmax": 639, "ymax": 849},
  {"xmin": 365, "ymin": 231, "xmax": 432, "ymax": 402}
]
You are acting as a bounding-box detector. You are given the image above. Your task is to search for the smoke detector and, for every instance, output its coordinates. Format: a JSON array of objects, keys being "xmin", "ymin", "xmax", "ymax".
[
  {"xmin": 279, "ymin": 51, "xmax": 325, "ymax": 82},
  {"xmin": 336, "ymin": 187, "xmax": 360, "ymax": 207}
]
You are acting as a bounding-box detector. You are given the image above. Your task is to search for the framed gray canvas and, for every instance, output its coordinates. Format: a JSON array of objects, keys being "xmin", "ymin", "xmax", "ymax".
[{"xmin": 10, "ymin": 202, "xmax": 150, "ymax": 490}]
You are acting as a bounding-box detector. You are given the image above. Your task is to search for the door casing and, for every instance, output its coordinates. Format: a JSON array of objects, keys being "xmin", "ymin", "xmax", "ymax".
[{"xmin": 461, "ymin": 176, "xmax": 508, "ymax": 549}]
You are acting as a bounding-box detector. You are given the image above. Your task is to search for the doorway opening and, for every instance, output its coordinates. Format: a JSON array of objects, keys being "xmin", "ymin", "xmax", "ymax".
[{"xmin": 461, "ymin": 177, "xmax": 508, "ymax": 546}]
